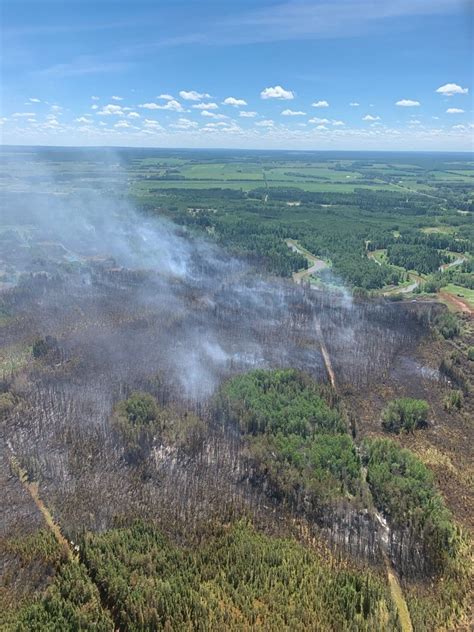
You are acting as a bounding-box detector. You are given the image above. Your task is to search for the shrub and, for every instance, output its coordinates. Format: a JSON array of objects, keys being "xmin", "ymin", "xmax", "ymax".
[
  {"xmin": 112, "ymin": 392, "xmax": 161, "ymax": 464},
  {"xmin": 381, "ymin": 397, "xmax": 429, "ymax": 433},
  {"xmin": 436, "ymin": 312, "xmax": 460, "ymax": 339},
  {"xmin": 467, "ymin": 347, "xmax": 474, "ymax": 361},
  {"xmin": 444, "ymin": 390, "xmax": 463, "ymax": 412},
  {"xmin": 0, "ymin": 392, "xmax": 16, "ymax": 418},
  {"xmin": 118, "ymin": 391, "xmax": 159, "ymax": 426},
  {"xmin": 32, "ymin": 335, "xmax": 59, "ymax": 359}
]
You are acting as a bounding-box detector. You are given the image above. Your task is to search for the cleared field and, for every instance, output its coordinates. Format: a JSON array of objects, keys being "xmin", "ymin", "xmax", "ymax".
[
  {"xmin": 130, "ymin": 158, "xmax": 415, "ymax": 193},
  {"xmin": 441, "ymin": 284, "xmax": 474, "ymax": 309},
  {"xmin": 420, "ymin": 226, "xmax": 457, "ymax": 235}
]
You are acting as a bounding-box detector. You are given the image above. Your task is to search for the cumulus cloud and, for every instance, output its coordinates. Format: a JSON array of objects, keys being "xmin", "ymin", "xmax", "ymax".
[
  {"xmin": 97, "ymin": 104, "xmax": 124, "ymax": 116},
  {"xmin": 139, "ymin": 100, "xmax": 184, "ymax": 112},
  {"xmin": 114, "ymin": 120, "xmax": 131, "ymax": 128},
  {"xmin": 446, "ymin": 108, "xmax": 464, "ymax": 114},
  {"xmin": 349, "ymin": 102, "xmax": 360, "ymax": 106},
  {"xmin": 255, "ymin": 119, "xmax": 275, "ymax": 127},
  {"xmin": 171, "ymin": 117, "xmax": 199, "ymax": 129},
  {"xmin": 315, "ymin": 125, "xmax": 328, "ymax": 130},
  {"xmin": 139, "ymin": 103, "xmax": 160, "ymax": 110},
  {"xmin": 179, "ymin": 90, "xmax": 211, "ymax": 101},
  {"xmin": 201, "ymin": 111, "xmax": 228, "ymax": 119},
  {"xmin": 75, "ymin": 116, "xmax": 93, "ymax": 123},
  {"xmin": 201, "ymin": 121, "xmax": 242, "ymax": 134},
  {"xmin": 12, "ymin": 112, "xmax": 35, "ymax": 118},
  {"xmin": 28, "ymin": 98, "xmax": 41, "ymax": 103},
  {"xmin": 157, "ymin": 94, "xmax": 174, "ymax": 100},
  {"xmin": 127, "ymin": 112, "xmax": 140, "ymax": 118},
  {"xmin": 312, "ymin": 100, "xmax": 329, "ymax": 108},
  {"xmin": 396, "ymin": 99, "xmax": 421, "ymax": 107},
  {"xmin": 281, "ymin": 109, "xmax": 306, "ymax": 116},
  {"xmin": 192, "ymin": 102, "xmax": 219, "ymax": 110},
  {"xmin": 363, "ymin": 114, "xmax": 380, "ymax": 121},
  {"xmin": 260, "ymin": 85, "xmax": 294, "ymax": 100},
  {"xmin": 223, "ymin": 97, "xmax": 247, "ymax": 106},
  {"xmin": 436, "ymin": 83, "xmax": 468, "ymax": 96},
  {"xmin": 143, "ymin": 119, "xmax": 163, "ymax": 130},
  {"xmin": 91, "ymin": 104, "xmax": 99, "ymax": 110},
  {"xmin": 309, "ymin": 117, "xmax": 329, "ymax": 124},
  {"xmin": 91, "ymin": 96, "xmax": 100, "ymax": 101},
  {"xmin": 331, "ymin": 120, "xmax": 345, "ymax": 126},
  {"xmin": 111, "ymin": 96, "xmax": 123, "ymax": 101},
  {"xmin": 239, "ymin": 111, "xmax": 257, "ymax": 118}
]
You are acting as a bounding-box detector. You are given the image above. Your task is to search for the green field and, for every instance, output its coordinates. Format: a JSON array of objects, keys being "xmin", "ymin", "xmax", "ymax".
[{"xmin": 442, "ymin": 284, "xmax": 474, "ymax": 309}]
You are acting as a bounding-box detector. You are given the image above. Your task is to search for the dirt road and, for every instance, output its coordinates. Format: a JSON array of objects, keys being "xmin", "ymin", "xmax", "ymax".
[
  {"xmin": 439, "ymin": 291, "xmax": 473, "ymax": 316},
  {"xmin": 286, "ymin": 239, "xmax": 328, "ymax": 284}
]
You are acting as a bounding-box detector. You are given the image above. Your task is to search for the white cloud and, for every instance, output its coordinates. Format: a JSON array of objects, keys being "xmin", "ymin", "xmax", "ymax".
[
  {"xmin": 91, "ymin": 96, "xmax": 100, "ymax": 101},
  {"xmin": 127, "ymin": 112, "xmax": 140, "ymax": 118},
  {"xmin": 239, "ymin": 111, "xmax": 257, "ymax": 118},
  {"xmin": 111, "ymin": 96, "xmax": 123, "ymax": 101},
  {"xmin": 309, "ymin": 117, "xmax": 329, "ymax": 124},
  {"xmin": 331, "ymin": 120, "xmax": 345, "ymax": 126},
  {"xmin": 157, "ymin": 93, "xmax": 174, "ymax": 100},
  {"xmin": 436, "ymin": 83, "xmax": 468, "ymax": 96},
  {"xmin": 143, "ymin": 119, "xmax": 163, "ymax": 130},
  {"xmin": 50, "ymin": 105, "xmax": 62, "ymax": 112},
  {"xmin": 202, "ymin": 121, "xmax": 240, "ymax": 133},
  {"xmin": 139, "ymin": 100, "xmax": 184, "ymax": 111},
  {"xmin": 29, "ymin": 98, "xmax": 41, "ymax": 103},
  {"xmin": 349, "ymin": 102, "xmax": 360, "ymax": 107},
  {"xmin": 396, "ymin": 99, "xmax": 421, "ymax": 107},
  {"xmin": 192, "ymin": 102, "xmax": 219, "ymax": 110},
  {"xmin": 91, "ymin": 104, "xmax": 99, "ymax": 110},
  {"xmin": 315, "ymin": 125, "xmax": 328, "ymax": 130},
  {"xmin": 204, "ymin": 122, "xmax": 229, "ymax": 128},
  {"xmin": 255, "ymin": 119, "xmax": 275, "ymax": 127},
  {"xmin": 42, "ymin": 117, "xmax": 62, "ymax": 129},
  {"xmin": 156, "ymin": 99, "xmax": 184, "ymax": 111},
  {"xmin": 114, "ymin": 120, "xmax": 131, "ymax": 128},
  {"xmin": 179, "ymin": 90, "xmax": 211, "ymax": 101},
  {"xmin": 260, "ymin": 85, "xmax": 294, "ymax": 100},
  {"xmin": 97, "ymin": 104, "xmax": 123, "ymax": 115},
  {"xmin": 12, "ymin": 112, "xmax": 35, "ymax": 118},
  {"xmin": 75, "ymin": 116, "xmax": 92, "ymax": 123},
  {"xmin": 312, "ymin": 100, "xmax": 329, "ymax": 108},
  {"xmin": 171, "ymin": 117, "xmax": 199, "ymax": 130},
  {"xmin": 201, "ymin": 111, "xmax": 228, "ymax": 119},
  {"xmin": 282, "ymin": 109, "xmax": 306, "ymax": 116},
  {"xmin": 363, "ymin": 114, "xmax": 380, "ymax": 121},
  {"xmin": 138, "ymin": 102, "xmax": 159, "ymax": 110},
  {"xmin": 223, "ymin": 97, "xmax": 247, "ymax": 107},
  {"xmin": 446, "ymin": 108, "xmax": 464, "ymax": 114},
  {"xmin": 452, "ymin": 124, "xmax": 466, "ymax": 130}
]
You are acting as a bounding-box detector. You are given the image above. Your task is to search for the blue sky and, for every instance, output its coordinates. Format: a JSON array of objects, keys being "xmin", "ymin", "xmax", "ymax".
[{"xmin": 1, "ymin": 0, "xmax": 473, "ymax": 150}]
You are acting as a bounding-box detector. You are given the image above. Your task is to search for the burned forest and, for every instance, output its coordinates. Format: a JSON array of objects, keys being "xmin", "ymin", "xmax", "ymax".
[{"xmin": 1, "ymin": 150, "xmax": 473, "ymax": 632}]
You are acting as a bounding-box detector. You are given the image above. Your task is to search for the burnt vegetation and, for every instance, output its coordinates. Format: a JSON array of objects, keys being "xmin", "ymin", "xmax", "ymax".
[{"xmin": 1, "ymin": 148, "xmax": 472, "ymax": 631}]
